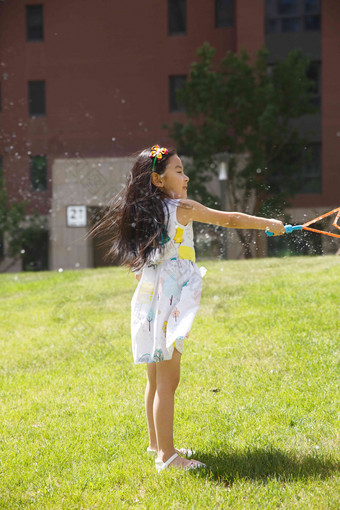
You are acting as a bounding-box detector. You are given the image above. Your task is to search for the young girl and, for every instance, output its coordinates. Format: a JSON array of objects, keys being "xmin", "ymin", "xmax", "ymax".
[{"xmin": 89, "ymin": 145, "xmax": 284, "ymax": 472}]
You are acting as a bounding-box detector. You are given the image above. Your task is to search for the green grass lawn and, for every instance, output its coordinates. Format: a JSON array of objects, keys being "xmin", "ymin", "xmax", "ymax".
[{"xmin": 0, "ymin": 256, "xmax": 339, "ymax": 509}]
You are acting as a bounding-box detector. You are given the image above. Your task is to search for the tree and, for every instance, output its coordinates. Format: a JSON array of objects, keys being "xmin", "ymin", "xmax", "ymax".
[
  {"xmin": 166, "ymin": 43, "xmax": 317, "ymax": 257},
  {"xmin": 0, "ymin": 173, "xmax": 47, "ymax": 271}
]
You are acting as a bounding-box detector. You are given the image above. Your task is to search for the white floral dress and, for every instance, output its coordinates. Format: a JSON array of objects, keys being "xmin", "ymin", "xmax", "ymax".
[{"xmin": 131, "ymin": 199, "xmax": 204, "ymax": 364}]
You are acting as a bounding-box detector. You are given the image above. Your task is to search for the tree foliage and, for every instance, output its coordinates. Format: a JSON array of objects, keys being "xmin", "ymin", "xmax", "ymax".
[
  {"xmin": 0, "ymin": 172, "xmax": 47, "ymax": 271},
  {"xmin": 166, "ymin": 43, "xmax": 317, "ymax": 256}
]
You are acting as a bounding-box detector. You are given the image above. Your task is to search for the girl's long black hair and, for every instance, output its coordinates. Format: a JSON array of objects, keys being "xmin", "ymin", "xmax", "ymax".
[{"xmin": 86, "ymin": 146, "xmax": 177, "ymax": 271}]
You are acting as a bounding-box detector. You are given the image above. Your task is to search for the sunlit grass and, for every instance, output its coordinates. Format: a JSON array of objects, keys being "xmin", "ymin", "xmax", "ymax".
[{"xmin": 0, "ymin": 256, "xmax": 339, "ymax": 509}]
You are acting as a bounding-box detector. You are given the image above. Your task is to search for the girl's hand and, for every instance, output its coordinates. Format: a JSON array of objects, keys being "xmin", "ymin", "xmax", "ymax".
[
  {"xmin": 136, "ymin": 274, "xmax": 141, "ymax": 281},
  {"xmin": 266, "ymin": 219, "xmax": 285, "ymax": 236}
]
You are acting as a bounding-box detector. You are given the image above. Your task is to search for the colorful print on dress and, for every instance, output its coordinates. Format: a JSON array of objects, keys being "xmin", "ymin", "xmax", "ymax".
[
  {"xmin": 172, "ymin": 307, "xmax": 180, "ymax": 322},
  {"xmin": 138, "ymin": 349, "xmax": 165, "ymax": 363},
  {"xmin": 163, "ymin": 274, "xmax": 180, "ymax": 305},
  {"xmin": 173, "ymin": 226, "xmax": 184, "ymax": 243},
  {"xmin": 137, "ymin": 282, "xmax": 155, "ymax": 304},
  {"xmin": 178, "ymin": 245, "xmax": 195, "ymax": 262},
  {"xmin": 147, "ymin": 308, "xmax": 155, "ymax": 331}
]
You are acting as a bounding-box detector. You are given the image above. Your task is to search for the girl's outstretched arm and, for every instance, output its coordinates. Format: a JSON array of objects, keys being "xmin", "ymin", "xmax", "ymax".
[{"xmin": 177, "ymin": 199, "xmax": 285, "ymax": 236}]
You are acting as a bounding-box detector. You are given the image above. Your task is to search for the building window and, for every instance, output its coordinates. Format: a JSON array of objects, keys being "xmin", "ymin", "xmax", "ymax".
[
  {"xmin": 30, "ymin": 155, "xmax": 47, "ymax": 191},
  {"xmin": 266, "ymin": 0, "xmax": 320, "ymax": 33},
  {"xmin": 299, "ymin": 143, "xmax": 322, "ymax": 194},
  {"xmin": 307, "ymin": 61, "xmax": 321, "ymax": 108},
  {"xmin": 304, "ymin": 14, "xmax": 320, "ymax": 30},
  {"xmin": 215, "ymin": 0, "xmax": 234, "ymax": 28},
  {"xmin": 168, "ymin": 0, "xmax": 186, "ymax": 35},
  {"xmin": 278, "ymin": 0, "xmax": 298, "ymax": 15},
  {"xmin": 28, "ymin": 81, "xmax": 46, "ymax": 117},
  {"xmin": 169, "ymin": 75, "xmax": 187, "ymax": 112},
  {"xmin": 305, "ymin": 0, "xmax": 320, "ymax": 12},
  {"xmin": 281, "ymin": 17, "xmax": 301, "ymax": 32},
  {"xmin": 26, "ymin": 5, "xmax": 44, "ymax": 42}
]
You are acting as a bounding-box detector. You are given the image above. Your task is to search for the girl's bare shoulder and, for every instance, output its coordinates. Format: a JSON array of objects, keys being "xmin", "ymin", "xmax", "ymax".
[
  {"xmin": 177, "ymin": 199, "xmax": 236, "ymax": 228},
  {"xmin": 176, "ymin": 199, "xmax": 205, "ymax": 225}
]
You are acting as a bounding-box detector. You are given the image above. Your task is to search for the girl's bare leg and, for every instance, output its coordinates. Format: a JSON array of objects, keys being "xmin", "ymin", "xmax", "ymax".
[
  {"xmin": 153, "ymin": 349, "xmax": 198, "ymax": 467},
  {"xmin": 145, "ymin": 363, "xmax": 157, "ymax": 450}
]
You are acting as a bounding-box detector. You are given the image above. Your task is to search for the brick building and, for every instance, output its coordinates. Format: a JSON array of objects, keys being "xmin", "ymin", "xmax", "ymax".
[{"xmin": 0, "ymin": 0, "xmax": 339, "ymax": 271}]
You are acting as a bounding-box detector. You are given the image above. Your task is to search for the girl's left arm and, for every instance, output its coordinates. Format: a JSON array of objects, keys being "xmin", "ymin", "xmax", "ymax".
[{"xmin": 177, "ymin": 199, "xmax": 285, "ymax": 236}]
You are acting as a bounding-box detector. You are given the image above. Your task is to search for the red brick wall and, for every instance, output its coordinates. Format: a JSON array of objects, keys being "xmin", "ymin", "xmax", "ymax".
[
  {"xmin": 0, "ymin": 0, "xmax": 236, "ymax": 214},
  {"xmin": 235, "ymin": 0, "xmax": 265, "ymax": 55},
  {"xmin": 1, "ymin": 0, "xmax": 337, "ymax": 217},
  {"xmin": 320, "ymin": 0, "xmax": 340, "ymax": 207}
]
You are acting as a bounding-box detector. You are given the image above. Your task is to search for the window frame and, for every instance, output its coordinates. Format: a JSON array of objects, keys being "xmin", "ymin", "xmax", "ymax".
[
  {"xmin": 299, "ymin": 143, "xmax": 322, "ymax": 194},
  {"xmin": 168, "ymin": 0, "xmax": 187, "ymax": 36},
  {"xmin": 28, "ymin": 80, "xmax": 46, "ymax": 117},
  {"xmin": 265, "ymin": 0, "xmax": 321, "ymax": 34},
  {"xmin": 169, "ymin": 75, "xmax": 187, "ymax": 113},
  {"xmin": 26, "ymin": 4, "xmax": 44, "ymax": 42},
  {"xmin": 215, "ymin": 0, "xmax": 234, "ymax": 28}
]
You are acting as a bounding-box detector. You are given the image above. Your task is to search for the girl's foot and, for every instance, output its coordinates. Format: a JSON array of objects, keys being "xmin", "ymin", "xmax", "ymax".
[
  {"xmin": 167, "ymin": 454, "xmax": 205, "ymax": 469},
  {"xmin": 155, "ymin": 452, "xmax": 206, "ymax": 472},
  {"xmin": 147, "ymin": 446, "xmax": 195, "ymax": 457}
]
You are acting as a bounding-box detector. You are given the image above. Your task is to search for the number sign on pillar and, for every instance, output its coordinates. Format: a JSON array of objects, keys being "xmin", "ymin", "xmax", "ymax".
[{"xmin": 67, "ymin": 206, "xmax": 87, "ymax": 227}]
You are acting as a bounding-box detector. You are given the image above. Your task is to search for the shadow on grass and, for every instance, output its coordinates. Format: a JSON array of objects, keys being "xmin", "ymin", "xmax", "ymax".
[{"xmin": 196, "ymin": 447, "xmax": 339, "ymax": 485}]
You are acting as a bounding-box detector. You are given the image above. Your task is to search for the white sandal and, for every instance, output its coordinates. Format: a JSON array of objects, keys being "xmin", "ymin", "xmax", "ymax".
[
  {"xmin": 155, "ymin": 453, "xmax": 206, "ymax": 472},
  {"xmin": 147, "ymin": 447, "xmax": 195, "ymax": 458}
]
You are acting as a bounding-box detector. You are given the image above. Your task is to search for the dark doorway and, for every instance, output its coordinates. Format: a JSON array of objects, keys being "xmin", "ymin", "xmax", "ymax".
[
  {"xmin": 88, "ymin": 207, "xmax": 119, "ymax": 268},
  {"xmin": 22, "ymin": 230, "xmax": 49, "ymax": 271}
]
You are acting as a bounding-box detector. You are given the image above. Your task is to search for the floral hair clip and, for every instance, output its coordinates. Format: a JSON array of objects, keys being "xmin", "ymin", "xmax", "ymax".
[{"xmin": 149, "ymin": 145, "xmax": 169, "ymax": 170}]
